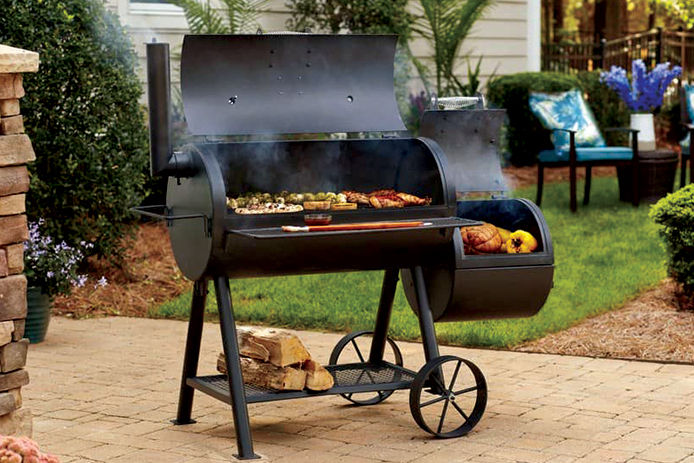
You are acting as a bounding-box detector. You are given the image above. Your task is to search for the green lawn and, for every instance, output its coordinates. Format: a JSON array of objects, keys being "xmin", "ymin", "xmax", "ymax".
[{"xmin": 153, "ymin": 175, "xmax": 668, "ymax": 347}]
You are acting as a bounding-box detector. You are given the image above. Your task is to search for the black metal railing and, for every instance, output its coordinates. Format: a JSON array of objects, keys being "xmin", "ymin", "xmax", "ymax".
[{"xmin": 542, "ymin": 28, "xmax": 694, "ymax": 76}]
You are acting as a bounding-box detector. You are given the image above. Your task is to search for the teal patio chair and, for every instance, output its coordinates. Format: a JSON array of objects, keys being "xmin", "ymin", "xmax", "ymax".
[
  {"xmin": 678, "ymin": 84, "xmax": 693, "ymax": 188},
  {"xmin": 530, "ymin": 89, "xmax": 640, "ymax": 212}
]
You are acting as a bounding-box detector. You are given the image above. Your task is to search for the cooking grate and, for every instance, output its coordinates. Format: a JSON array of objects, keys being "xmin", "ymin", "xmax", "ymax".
[{"xmin": 188, "ymin": 362, "xmax": 416, "ymax": 404}]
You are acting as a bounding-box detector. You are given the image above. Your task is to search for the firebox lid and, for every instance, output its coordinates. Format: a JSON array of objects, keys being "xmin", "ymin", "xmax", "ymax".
[
  {"xmin": 180, "ymin": 34, "xmax": 407, "ymax": 136},
  {"xmin": 419, "ymin": 109, "xmax": 508, "ymax": 193}
]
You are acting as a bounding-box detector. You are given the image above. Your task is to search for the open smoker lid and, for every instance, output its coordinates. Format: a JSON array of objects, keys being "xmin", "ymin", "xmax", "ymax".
[
  {"xmin": 181, "ymin": 34, "xmax": 407, "ymax": 136},
  {"xmin": 419, "ymin": 109, "xmax": 507, "ymax": 194}
]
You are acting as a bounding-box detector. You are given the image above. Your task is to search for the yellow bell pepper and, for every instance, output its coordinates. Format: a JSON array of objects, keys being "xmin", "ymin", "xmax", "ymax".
[
  {"xmin": 506, "ymin": 230, "xmax": 538, "ymax": 254},
  {"xmin": 497, "ymin": 227, "xmax": 511, "ymax": 252}
]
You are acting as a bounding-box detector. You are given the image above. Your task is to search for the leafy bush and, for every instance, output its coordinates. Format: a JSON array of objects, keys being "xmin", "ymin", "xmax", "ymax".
[
  {"xmin": 650, "ymin": 184, "xmax": 694, "ymax": 309},
  {"xmin": 286, "ymin": 0, "xmax": 413, "ymax": 37},
  {"xmin": 0, "ymin": 0, "xmax": 149, "ymax": 260},
  {"xmin": 487, "ymin": 72, "xmax": 580, "ymax": 166}
]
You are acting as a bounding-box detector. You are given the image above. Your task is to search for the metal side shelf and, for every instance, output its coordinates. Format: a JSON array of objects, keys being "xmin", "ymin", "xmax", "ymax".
[
  {"xmin": 188, "ymin": 362, "xmax": 416, "ymax": 404},
  {"xmin": 229, "ymin": 217, "xmax": 481, "ymax": 240}
]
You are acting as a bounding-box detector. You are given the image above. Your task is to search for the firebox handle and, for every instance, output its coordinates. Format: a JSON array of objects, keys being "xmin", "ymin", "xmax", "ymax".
[{"xmin": 130, "ymin": 205, "xmax": 211, "ymax": 237}]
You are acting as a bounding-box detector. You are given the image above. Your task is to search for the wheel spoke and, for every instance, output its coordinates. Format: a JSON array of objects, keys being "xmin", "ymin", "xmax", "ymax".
[
  {"xmin": 451, "ymin": 400, "xmax": 469, "ymax": 421},
  {"xmin": 453, "ymin": 386, "xmax": 478, "ymax": 395},
  {"xmin": 420, "ymin": 395, "xmax": 447, "ymax": 408},
  {"xmin": 351, "ymin": 339, "xmax": 365, "ymax": 363},
  {"xmin": 448, "ymin": 360, "xmax": 462, "ymax": 391},
  {"xmin": 437, "ymin": 398, "xmax": 451, "ymax": 434}
]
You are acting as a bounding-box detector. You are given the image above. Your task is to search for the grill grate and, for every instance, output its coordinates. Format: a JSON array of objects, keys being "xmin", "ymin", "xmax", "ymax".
[{"xmin": 188, "ymin": 362, "xmax": 416, "ymax": 404}]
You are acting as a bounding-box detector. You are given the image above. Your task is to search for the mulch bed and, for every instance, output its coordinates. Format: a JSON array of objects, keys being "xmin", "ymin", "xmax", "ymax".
[
  {"xmin": 514, "ymin": 279, "xmax": 694, "ymax": 363},
  {"xmin": 53, "ymin": 166, "xmax": 693, "ymax": 363},
  {"xmin": 52, "ymin": 223, "xmax": 190, "ymax": 318}
]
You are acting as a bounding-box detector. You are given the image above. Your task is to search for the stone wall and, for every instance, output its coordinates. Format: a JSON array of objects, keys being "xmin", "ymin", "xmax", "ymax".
[{"xmin": 0, "ymin": 44, "xmax": 38, "ymax": 437}]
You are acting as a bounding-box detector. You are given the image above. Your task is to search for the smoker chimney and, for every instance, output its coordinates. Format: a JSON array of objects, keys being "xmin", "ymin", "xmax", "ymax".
[{"xmin": 146, "ymin": 41, "xmax": 194, "ymax": 177}]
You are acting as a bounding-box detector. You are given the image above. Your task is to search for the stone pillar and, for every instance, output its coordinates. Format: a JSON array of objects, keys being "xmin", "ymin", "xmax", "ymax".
[{"xmin": 0, "ymin": 44, "xmax": 38, "ymax": 437}]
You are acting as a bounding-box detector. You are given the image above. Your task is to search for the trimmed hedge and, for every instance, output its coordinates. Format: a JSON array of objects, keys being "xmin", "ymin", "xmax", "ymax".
[
  {"xmin": 0, "ymin": 0, "xmax": 149, "ymax": 261},
  {"xmin": 650, "ymin": 184, "xmax": 694, "ymax": 309},
  {"xmin": 487, "ymin": 71, "xmax": 630, "ymax": 166}
]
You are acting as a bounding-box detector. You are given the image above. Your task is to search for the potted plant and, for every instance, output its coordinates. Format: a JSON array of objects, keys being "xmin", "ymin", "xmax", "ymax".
[
  {"xmin": 24, "ymin": 220, "xmax": 106, "ymax": 343},
  {"xmin": 601, "ymin": 59, "xmax": 681, "ymax": 151}
]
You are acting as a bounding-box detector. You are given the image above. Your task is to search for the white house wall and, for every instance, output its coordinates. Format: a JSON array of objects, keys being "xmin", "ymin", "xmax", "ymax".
[{"xmin": 107, "ymin": 0, "xmax": 537, "ymax": 92}]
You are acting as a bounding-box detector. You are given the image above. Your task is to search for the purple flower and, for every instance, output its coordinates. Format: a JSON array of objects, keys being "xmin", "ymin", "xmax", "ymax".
[
  {"xmin": 96, "ymin": 276, "xmax": 108, "ymax": 288},
  {"xmin": 601, "ymin": 60, "xmax": 681, "ymax": 112}
]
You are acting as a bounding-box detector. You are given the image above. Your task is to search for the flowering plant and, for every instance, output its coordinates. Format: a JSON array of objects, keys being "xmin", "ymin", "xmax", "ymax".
[
  {"xmin": 0, "ymin": 435, "xmax": 59, "ymax": 463},
  {"xmin": 600, "ymin": 60, "xmax": 682, "ymax": 112},
  {"xmin": 24, "ymin": 220, "xmax": 107, "ymax": 297}
]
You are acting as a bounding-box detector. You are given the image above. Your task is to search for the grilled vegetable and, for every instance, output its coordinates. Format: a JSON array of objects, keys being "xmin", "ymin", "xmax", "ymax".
[
  {"xmin": 506, "ymin": 230, "xmax": 538, "ymax": 254},
  {"xmin": 497, "ymin": 226, "xmax": 511, "ymax": 252},
  {"xmin": 303, "ymin": 200, "xmax": 332, "ymax": 210}
]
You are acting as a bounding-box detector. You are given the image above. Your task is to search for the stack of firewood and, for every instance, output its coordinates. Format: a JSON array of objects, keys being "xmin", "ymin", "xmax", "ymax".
[{"xmin": 217, "ymin": 327, "xmax": 334, "ymax": 391}]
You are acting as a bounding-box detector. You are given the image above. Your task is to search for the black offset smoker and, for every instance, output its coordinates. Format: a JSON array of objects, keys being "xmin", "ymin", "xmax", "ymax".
[{"xmin": 137, "ymin": 34, "xmax": 552, "ymax": 460}]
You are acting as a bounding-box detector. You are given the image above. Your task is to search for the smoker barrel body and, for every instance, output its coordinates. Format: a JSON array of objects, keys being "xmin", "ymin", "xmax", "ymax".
[
  {"xmin": 402, "ymin": 198, "xmax": 554, "ymax": 321},
  {"xmin": 166, "ymin": 136, "xmax": 458, "ymax": 280},
  {"xmin": 401, "ymin": 109, "xmax": 554, "ymax": 321}
]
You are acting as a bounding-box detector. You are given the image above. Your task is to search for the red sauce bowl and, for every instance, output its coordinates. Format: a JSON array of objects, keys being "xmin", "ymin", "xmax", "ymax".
[{"xmin": 304, "ymin": 214, "xmax": 332, "ymax": 226}]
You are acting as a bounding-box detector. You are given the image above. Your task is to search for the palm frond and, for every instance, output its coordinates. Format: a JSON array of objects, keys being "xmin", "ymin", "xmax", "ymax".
[
  {"xmin": 416, "ymin": 0, "xmax": 493, "ymax": 96},
  {"xmin": 220, "ymin": 0, "xmax": 269, "ymax": 33},
  {"xmin": 169, "ymin": 0, "xmax": 228, "ymax": 34}
]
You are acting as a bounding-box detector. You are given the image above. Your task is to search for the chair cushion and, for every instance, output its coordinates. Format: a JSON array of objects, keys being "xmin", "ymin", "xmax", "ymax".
[
  {"xmin": 681, "ymin": 132, "xmax": 690, "ymax": 155},
  {"xmin": 684, "ymin": 84, "xmax": 694, "ymax": 123},
  {"xmin": 539, "ymin": 147, "xmax": 633, "ymax": 163},
  {"xmin": 529, "ymin": 89, "xmax": 606, "ymax": 152}
]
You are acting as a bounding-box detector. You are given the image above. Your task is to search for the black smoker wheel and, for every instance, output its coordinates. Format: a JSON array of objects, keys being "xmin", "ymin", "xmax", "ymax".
[{"xmin": 329, "ymin": 330, "xmax": 404, "ymax": 406}]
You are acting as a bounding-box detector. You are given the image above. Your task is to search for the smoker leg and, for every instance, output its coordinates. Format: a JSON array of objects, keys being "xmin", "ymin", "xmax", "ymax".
[
  {"xmin": 583, "ymin": 166, "xmax": 592, "ymax": 206},
  {"xmin": 410, "ymin": 266, "xmax": 445, "ymax": 395},
  {"xmin": 681, "ymin": 155, "xmax": 687, "ymax": 188},
  {"xmin": 174, "ymin": 279, "xmax": 207, "ymax": 425},
  {"xmin": 368, "ymin": 268, "xmax": 399, "ymax": 363},
  {"xmin": 536, "ymin": 164, "xmax": 544, "ymax": 206},
  {"xmin": 214, "ymin": 276, "xmax": 259, "ymax": 460}
]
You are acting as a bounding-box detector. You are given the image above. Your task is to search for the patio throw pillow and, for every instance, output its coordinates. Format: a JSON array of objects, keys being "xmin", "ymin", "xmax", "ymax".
[
  {"xmin": 680, "ymin": 84, "xmax": 694, "ymax": 154},
  {"xmin": 529, "ymin": 89, "xmax": 606, "ymax": 153}
]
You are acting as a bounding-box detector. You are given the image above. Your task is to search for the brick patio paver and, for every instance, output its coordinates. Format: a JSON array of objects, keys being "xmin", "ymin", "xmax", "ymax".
[{"xmin": 24, "ymin": 317, "xmax": 694, "ymax": 463}]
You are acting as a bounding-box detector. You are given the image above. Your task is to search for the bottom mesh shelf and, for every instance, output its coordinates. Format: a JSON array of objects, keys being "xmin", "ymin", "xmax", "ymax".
[{"xmin": 188, "ymin": 362, "xmax": 416, "ymax": 404}]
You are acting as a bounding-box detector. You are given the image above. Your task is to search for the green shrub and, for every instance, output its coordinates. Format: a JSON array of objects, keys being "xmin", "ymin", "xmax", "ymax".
[
  {"xmin": 650, "ymin": 184, "xmax": 694, "ymax": 309},
  {"xmin": 0, "ymin": 0, "xmax": 149, "ymax": 260},
  {"xmin": 487, "ymin": 72, "xmax": 580, "ymax": 166},
  {"xmin": 285, "ymin": 0, "xmax": 413, "ymax": 37}
]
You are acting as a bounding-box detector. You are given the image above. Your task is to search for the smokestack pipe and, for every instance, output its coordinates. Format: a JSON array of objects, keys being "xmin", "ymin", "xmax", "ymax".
[{"xmin": 146, "ymin": 42, "xmax": 194, "ymax": 177}]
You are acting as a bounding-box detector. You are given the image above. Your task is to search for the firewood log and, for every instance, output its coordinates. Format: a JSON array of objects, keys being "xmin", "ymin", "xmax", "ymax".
[
  {"xmin": 237, "ymin": 327, "xmax": 311, "ymax": 367},
  {"xmin": 302, "ymin": 359, "xmax": 334, "ymax": 391},
  {"xmin": 217, "ymin": 354, "xmax": 307, "ymax": 391}
]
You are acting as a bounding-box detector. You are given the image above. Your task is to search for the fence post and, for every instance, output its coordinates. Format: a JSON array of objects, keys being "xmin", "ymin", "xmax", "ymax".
[
  {"xmin": 597, "ymin": 38, "xmax": 606, "ymax": 69},
  {"xmin": 655, "ymin": 27, "xmax": 663, "ymax": 64}
]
